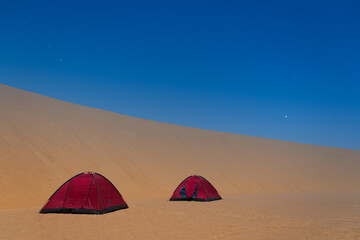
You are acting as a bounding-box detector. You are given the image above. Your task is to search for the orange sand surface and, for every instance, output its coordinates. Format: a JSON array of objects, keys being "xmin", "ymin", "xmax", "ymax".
[
  {"xmin": 0, "ymin": 84, "xmax": 360, "ymax": 239},
  {"xmin": 1, "ymin": 194, "xmax": 360, "ymax": 240}
]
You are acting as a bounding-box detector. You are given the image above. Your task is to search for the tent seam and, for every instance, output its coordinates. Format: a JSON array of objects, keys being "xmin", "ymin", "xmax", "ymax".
[
  {"xmin": 83, "ymin": 178, "xmax": 94, "ymax": 208},
  {"xmin": 197, "ymin": 175, "xmax": 209, "ymax": 199},
  {"xmin": 92, "ymin": 173, "xmax": 102, "ymax": 210}
]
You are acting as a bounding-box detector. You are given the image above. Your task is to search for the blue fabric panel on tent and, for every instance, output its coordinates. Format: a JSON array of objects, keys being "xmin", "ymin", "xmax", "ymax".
[
  {"xmin": 180, "ymin": 184, "xmax": 186, "ymax": 198},
  {"xmin": 192, "ymin": 184, "xmax": 198, "ymax": 198}
]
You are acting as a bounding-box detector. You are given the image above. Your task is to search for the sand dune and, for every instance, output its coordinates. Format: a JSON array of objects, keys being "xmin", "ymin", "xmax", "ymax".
[
  {"xmin": 1, "ymin": 83, "xmax": 360, "ymax": 239},
  {"xmin": 0, "ymin": 83, "xmax": 359, "ymax": 209}
]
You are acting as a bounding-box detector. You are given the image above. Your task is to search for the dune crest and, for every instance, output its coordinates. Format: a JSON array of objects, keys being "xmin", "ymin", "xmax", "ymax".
[{"xmin": 0, "ymin": 83, "xmax": 359, "ymax": 209}]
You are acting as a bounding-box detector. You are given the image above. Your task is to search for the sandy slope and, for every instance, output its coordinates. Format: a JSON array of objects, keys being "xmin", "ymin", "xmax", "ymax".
[
  {"xmin": 0, "ymin": 83, "xmax": 360, "ymax": 239},
  {"xmin": 0, "ymin": 83, "xmax": 359, "ymax": 209}
]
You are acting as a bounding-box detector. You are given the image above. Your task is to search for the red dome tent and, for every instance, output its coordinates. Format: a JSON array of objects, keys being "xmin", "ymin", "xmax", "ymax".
[
  {"xmin": 170, "ymin": 175, "xmax": 221, "ymax": 201},
  {"xmin": 40, "ymin": 172, "xmax": 128, "ymax": 214}
]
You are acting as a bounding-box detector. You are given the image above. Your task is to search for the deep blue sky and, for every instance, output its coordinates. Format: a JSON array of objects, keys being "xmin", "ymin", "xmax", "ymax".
[{"xmin": 0, "ymin": 0, "xmax": 359, "ymax": 149}]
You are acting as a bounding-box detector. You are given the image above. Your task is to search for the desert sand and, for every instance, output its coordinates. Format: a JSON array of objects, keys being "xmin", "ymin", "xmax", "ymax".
[{"xmin": 0, "ymin": 83, "xmax": 359, "ymax": 239}]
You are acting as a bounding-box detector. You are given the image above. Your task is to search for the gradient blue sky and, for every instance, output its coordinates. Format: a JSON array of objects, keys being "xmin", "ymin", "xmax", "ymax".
[{"xmin": 0, "ymin": 0, "xmax": 359, "ymax": 149}]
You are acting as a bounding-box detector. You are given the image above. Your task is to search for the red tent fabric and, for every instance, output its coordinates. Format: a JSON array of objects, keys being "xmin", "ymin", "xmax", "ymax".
[
  {"xmin": 170, "ymin": 175, "xmax": 221, "ymax": 201},
  {"xmin": 40, "ymin": 172, "xmax": 128, "ymax": 214}
]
